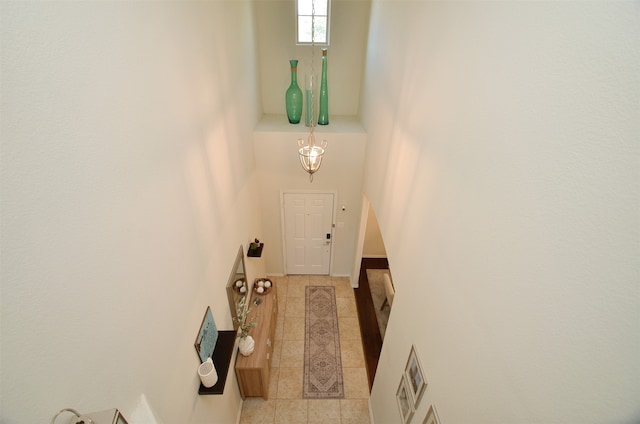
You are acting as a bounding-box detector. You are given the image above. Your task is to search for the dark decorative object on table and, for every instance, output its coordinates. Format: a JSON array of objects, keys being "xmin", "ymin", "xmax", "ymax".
[{"xmin": 247, "ymin": 239, "xmax": 264, "ymax": 257}]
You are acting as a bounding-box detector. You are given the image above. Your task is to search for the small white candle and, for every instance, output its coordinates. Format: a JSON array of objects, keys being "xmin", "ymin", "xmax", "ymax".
[
  {"xmin": 264, "ymin": 281, "xmax": 272, "ymax": 288},
  {"xmin": 258, "ymin": 280, "xmax": 264, "ymax": 287},
  {"xmin": 240, "ymin": 286, "xmax": 246, "ymax": 293},
  {"xmin": 257, "ymin": 286, "xmax": 264, "ymax": 294},
  {"xmin": 235, "ymin": 280, "xmax": 243, "ymax": 288}
]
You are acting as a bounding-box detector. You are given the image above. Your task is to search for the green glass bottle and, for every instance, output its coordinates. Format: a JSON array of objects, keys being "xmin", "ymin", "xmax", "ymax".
[
  {"xmin": 318, "ymin": 49, "xmax": 329, "ymax": 125},
  {"xmin": 285, "ymin": 59, "xmax": 303, "ymax": 124}
]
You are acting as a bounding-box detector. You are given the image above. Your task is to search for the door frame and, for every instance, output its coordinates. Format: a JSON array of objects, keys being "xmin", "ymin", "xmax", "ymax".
[
  {"xmin": 280, "ymin": 189, "xmax": 338, "ymax": 276},
  {"xmin": 351, "ymin": 194, "xmax": 370, "ymax": 287}
]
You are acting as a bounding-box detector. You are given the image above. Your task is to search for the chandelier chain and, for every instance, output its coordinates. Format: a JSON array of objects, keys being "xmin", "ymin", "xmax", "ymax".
[
  {"xmin": 298, "ymin": 0, "xmax": 325, "ymax": 183},
  {"xmin": 310, "ymin": 0, "xmax": 315, "ymax": 137}
]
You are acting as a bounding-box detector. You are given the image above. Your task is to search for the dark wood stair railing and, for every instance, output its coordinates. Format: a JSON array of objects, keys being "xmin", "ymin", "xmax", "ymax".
[{"xmin": 353, "ymin": 257, "xmax": 389, "ymax": 391}]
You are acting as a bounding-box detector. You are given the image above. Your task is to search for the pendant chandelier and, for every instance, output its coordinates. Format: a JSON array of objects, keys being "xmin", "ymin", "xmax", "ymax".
[
  {"xmin": 298, "ymin": 0, "xmax": 327, "ymax": 182},
  {"xmin": 298, "ymin": 134, "xmax": 327, "ymax": 182}
]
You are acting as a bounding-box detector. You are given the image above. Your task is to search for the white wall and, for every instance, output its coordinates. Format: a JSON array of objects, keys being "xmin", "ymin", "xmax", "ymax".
[
  {"xmin": 362, "ymin": 203, "xmax": 386, "ymax": 258},
  {"xmin": 253, "ymin": 116, "xmax": 366, "ymax": 278},
  {"xmin": 361, "ymin": 2, "xmax": 639, "ymax": 423},
  {"xmin": 252, "ymin": 0, "xmax": 371, "ymax": 280},
  {"xmin": 0, "ymin": 2, "xmax": 262, "ymax": 423}
]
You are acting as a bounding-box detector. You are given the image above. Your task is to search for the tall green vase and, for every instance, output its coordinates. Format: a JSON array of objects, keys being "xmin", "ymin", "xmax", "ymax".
[
  {"xmin": 285, "ymin": 59, "xmax": 303, "ymax": 124},
  {"xmin": 318, "ymin": 49, "xmax": 329, "ymax": 125}
]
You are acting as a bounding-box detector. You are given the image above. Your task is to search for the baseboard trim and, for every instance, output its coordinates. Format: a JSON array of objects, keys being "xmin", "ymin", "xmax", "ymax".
[
  {"xmin": 368, "ymin": 398, "xmax": 375, "ymax": 423},
  {"xmin": 236, "ymin": 399, "xmax": 243, "ymax": 424}
]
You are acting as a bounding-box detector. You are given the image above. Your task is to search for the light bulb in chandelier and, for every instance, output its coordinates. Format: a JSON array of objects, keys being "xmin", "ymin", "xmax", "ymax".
[{"xmin": 298, "ymin": 134, "xmax": 327, "ymax": 182}]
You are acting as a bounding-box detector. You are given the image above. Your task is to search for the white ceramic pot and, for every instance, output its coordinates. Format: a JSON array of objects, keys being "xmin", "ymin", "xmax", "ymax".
[
  {"xmin": 198, "ymin": 357, "xmax": 218, "ymax": 388},
  {"xmin": 239, "ymin": 335, "xmax": 255, "ymax": 356}
]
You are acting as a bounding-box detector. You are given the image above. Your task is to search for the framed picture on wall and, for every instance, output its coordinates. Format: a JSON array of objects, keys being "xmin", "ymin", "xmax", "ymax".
[
  {"xmin": 396, "ymin": 375, "xmax": 415, "ymax": 424},
  {"xmin": 405, "ymin": 345, "xmax": 427, "ymax": 407},
  {"xmin": 422, "ymin": 405, "xmax": 441, "ymax": 424},
  {"xmin": 194, "ymin": 306, "xmax": 218, "ymax": 363}
]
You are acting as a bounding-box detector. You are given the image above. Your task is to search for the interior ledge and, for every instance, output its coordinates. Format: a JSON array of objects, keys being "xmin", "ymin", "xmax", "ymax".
[{"xmin": 255, "ymin": 114, "xmax": 366, "ymax": 135}]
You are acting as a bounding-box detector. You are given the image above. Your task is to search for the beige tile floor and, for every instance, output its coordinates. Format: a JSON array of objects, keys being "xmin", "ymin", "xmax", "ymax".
[{"xmin": 240, "ymin": 275, "xmax": 371, "ymax": 424}]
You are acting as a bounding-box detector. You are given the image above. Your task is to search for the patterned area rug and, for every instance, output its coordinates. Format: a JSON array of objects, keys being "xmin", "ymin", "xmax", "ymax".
[
  {"xmin": 366, "ymin": 269, "xmax": 391, "ymax": 339},
  {"xmin": 303, "ymin": 286, "xmax": 344, "ymax": 398}
]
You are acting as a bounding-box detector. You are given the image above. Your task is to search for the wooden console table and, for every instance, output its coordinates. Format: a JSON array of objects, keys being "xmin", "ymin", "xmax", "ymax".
[{"xmin": 235, "ymin": 283, "xmax": 278, "ymax": 399}]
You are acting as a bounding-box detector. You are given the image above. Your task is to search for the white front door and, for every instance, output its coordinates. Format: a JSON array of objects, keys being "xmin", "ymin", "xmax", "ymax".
[{"xmin": 283, "ymin": 192, "xmax": 334, "ymax": 275}]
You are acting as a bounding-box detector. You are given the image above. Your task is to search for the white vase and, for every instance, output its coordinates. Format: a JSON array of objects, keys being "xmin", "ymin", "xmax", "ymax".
[
  {"xmin": 197, "ymin": 357, "xmax": 218, "ymax": 388},
  {"xmin": 239, "ymin": 335, "xmax": 255, "ymax": 356}
]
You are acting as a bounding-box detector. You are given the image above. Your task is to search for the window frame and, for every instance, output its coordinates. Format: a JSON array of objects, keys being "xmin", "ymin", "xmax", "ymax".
[{"xmin": 295, "ymin": 0, "xmax": 331, "ymax": 46}]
